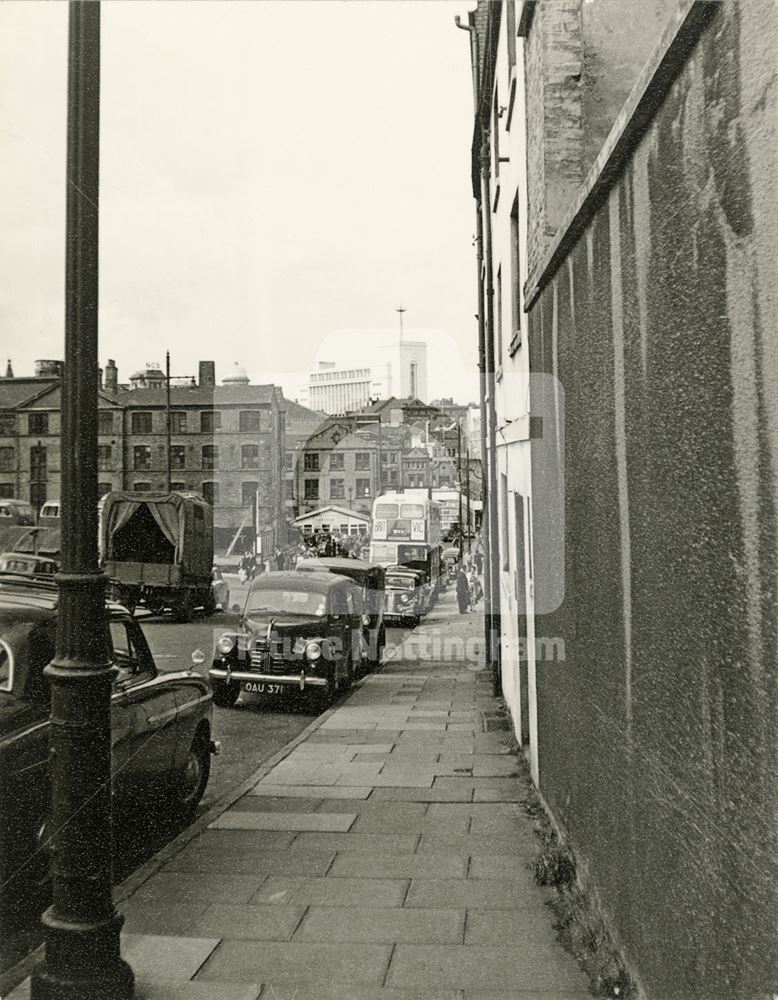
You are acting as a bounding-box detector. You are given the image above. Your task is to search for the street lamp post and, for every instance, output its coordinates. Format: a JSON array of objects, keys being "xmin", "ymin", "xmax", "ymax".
[{"xmin": 31, "ymin": 5, "xmax": 134, "ymax": 999}]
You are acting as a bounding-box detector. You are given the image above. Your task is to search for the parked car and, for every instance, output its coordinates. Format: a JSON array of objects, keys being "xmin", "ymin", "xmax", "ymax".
[
  {"xmin": 209, "ymin": 570, "xmax": 366, "ymax": 711},
  {"xmin": 211, "ymin": 566, "xmax": 231, "ymax": 611},
  {"xmin": 0, "ymin": 499, "xmax": 35, "ymax": 525},
  {"xmin": 295, "ymin": 557, "xmax": 386, "ymax": 673},
  {"xmin": 384, "ymin": 568, "xmax": 424, "ymax": 627},
  {"xmin": 388, "ymin": 564, "xmax": 430, "ymax": 614},
  {"xmin": 38, "ymin": 501, "xmax": 61, "ymax": 527},
  {"xmin": 0, "ymin": 552, "xmax": 58, "ymax": 576},
  {"xmin": 0, "ymin": 575, "xmax": 217, "ymax": 911}
]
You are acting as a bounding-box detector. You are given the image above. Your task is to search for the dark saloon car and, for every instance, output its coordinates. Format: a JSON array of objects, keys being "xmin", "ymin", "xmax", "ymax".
[
  {"xmin": 384, "ymin": 567, "xmax": 424, "ymax": 627},
  {"xmin": 209, "ymin": 570, "xmax": 366, "ymax": 711},
  {"xmin": 0, "ymin": 574, "xmax": 216, "ymax": 909},
  {"xmin": 295, "ymin": 557, "xmax": 386, "ymax": 673}
]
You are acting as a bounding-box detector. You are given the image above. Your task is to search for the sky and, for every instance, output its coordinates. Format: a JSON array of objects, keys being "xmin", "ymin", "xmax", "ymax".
[{"xmin": 0, "ymin": 0, "xmax": 479, "ymax": 405}]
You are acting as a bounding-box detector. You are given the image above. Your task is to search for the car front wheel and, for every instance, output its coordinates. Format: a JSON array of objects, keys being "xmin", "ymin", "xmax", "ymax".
[{"xmin": 173, "ymin": 732, "xmax": 211, "ymax": 816}]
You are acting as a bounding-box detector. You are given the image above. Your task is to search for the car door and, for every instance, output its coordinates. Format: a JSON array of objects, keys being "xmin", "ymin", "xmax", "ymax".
[{"xmin": 109, "ymin": 616, "xmax": 177, "ymax": 801}]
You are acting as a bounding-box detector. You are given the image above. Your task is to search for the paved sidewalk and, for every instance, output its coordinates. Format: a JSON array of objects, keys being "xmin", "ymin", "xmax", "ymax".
[{"xmin": 10, "ymin": 593, "xmax": 590, "ymax": 1000}]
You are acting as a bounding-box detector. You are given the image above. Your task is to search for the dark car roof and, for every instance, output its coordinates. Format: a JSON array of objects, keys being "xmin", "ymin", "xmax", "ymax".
[
  {"xmin": 0, "ymin": 575, "xmax": 126, "ymax": 616},
  {"xmin": 296, "ymin": 557, "xmax": 384, "ymax": 581},
  {"xmin": 250, "ymin": 570, "xmax": 353, "ymax": 592}
]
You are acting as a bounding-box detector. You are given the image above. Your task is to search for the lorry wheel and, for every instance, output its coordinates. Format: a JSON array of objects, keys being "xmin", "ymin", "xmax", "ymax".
[
  {"xmin": 211, "ymin": 681, "xmax": 240, "ymax": 708},
  {"xmin": 172, "ymin": 594, "xmax": 193, "ymax": 624}
]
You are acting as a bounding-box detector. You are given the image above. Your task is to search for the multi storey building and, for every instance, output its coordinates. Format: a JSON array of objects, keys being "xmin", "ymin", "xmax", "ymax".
[{"xmin": 0, "ymin": 359, "xmax": 286, "ymax": 555}]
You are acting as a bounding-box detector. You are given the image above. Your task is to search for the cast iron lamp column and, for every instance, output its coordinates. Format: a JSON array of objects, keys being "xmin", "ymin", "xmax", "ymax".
[{"xmin": 31, "ymin": 4, "xmax": 134, "ymax": 999}]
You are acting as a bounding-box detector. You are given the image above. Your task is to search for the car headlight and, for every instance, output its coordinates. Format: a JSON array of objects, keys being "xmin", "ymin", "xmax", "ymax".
[
  {"xmin": 217, "ymin": 634, "xmax": 236, "ymax": 655},
  {"xmin": 398, "ymin": 594, "xmax": 410, "ymax": 605},
  {"xmin": 305, "ymin": 641, "xmax": 322, "ymax": 661}
]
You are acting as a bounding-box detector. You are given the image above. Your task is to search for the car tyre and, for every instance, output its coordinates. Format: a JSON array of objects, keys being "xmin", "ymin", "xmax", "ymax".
[
  {"xmin": 211, "ymin": 680, "xmax": 240, "ymax": 708},
  {"xmin": 173, "ymin": 730, "xmax": 211, "ymax": 816}
]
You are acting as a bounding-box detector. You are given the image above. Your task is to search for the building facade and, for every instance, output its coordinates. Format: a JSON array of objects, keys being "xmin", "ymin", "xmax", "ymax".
[{"xmin": 468, "ymin": 2, "xmax": 778, "ymax": 997}]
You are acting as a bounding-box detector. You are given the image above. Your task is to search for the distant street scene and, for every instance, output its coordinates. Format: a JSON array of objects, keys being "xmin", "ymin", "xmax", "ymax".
[{"xmin": 1, "ymin": 3, "xmax": 777, "ymax": 1000}]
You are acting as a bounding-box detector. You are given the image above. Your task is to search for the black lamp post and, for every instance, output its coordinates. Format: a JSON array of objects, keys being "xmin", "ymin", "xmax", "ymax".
[{"xmin": 31, "ymin": 5, "xmax": 134, "ymax": 999}]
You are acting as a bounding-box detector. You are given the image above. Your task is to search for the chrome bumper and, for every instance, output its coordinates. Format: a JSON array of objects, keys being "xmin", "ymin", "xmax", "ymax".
[{"xmin": 209, "ymin": 667, "xmax": 328, "ymax": 688}]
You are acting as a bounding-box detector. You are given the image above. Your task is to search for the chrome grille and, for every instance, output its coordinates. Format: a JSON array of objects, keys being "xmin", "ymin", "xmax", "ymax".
[{"xmin": 250, "ymin": 638, "xmax": 286, "ymax": 675}]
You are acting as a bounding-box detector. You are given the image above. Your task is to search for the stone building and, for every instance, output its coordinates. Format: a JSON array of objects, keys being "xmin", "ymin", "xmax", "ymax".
[{"xmin": 466, "ymin": 2, "xmax": 778, "ymax": 997}]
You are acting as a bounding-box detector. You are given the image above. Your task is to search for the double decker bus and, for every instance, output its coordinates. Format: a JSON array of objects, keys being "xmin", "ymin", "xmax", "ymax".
[{"xmin": 369, "ymin": 490, "xmax": 443, "ymax": 595}]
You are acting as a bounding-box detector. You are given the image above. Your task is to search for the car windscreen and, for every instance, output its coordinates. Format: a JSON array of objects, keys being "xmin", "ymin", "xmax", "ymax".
[
  {"xmin": 386, "ymin": 577, "xmax": 415, "ymax": 591},
  {"xmin": 0, "ymin": 638, "xmax": 12, "ymax": 692},
  {"xmin": 247, "ymin": 588, "xmax": 327, "ymax": 616}
]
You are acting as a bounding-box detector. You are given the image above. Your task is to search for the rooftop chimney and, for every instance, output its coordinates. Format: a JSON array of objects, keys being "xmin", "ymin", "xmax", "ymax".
[
  {"xmin": 35, "ymin": 360, "xmax": 64, "ymax": 378},
  {"xmin": 199, "ymin": 361, "xmax": 216, "ymax": 387},
  {"xmin": 104, "ymin": 359, "xmax": 118, "ymax": 393},
  {"xmin": 4, "ymin": 360, "xmax": 13, "ymax": 378}
]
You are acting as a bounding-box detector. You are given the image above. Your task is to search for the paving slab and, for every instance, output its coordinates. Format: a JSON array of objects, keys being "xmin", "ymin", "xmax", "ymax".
[
  {"xmin": 132, "ymin": 873, "xmax": 267, "ymax": 906},
  {"xmin": 287, "ymin": 831, "xmax": 420, "ymax": 854},
  {"xmin": 195, "ymin": 941, "xmax": 393, "ymax": 987},
  {"xmin": 119, "ymin": 899, "xmax": 210, "ymax": 936},
  {"xmin": 208, "ymin": 811, "xmax": 357, "ymax": 832},
  {"xmin": 122, "ymin": 933, "xmax": 220, "ymax": 981},
  {"xmin": 247, "ymin": 784, "xmax": 373, "ymax": 799},
  {"xmin": 417, "ymin": 833, "xmax": 531, "ymax": 857},
  {"xmin": 387, "ymin": 944, "xmax": 588, "ymax": 993},
  {"xmin": 370, "ymin": 785, "xmax": 474, "ymax": 803},
  {"xmin": 256, "ymin": 986, "xmax": 460, "ymax": 1000},
  {"xmin": 351, "ymin": 811, "xmax": 469, "ymax": 834},
  {"xmin": 329, "ymin": 852, "xmax": 467, "ymax": 880},
  {"xmin": 294, "ymin": 906, "xmax": 465, "ymax": 944},
  {"xmin": 187, "ymin": 904, "xmax": 306, "ymax": 941},
  {"xmin": 229, "ymin": 795, "xmax": 324, "ymax": 813},
  {"xmin": 250, "ymin": 876, "xmax": 410, "ymax": 908},
  {"xmin": 163, "ymin": 848, "xmax": 336, "ymax": 877},
  {"xmin": 316, "ymin": 799, "xmax": 429, "ymax": 819},
  {"xmin": 405, "ymin": 878, "xmax": 547, "ymax": 911}
]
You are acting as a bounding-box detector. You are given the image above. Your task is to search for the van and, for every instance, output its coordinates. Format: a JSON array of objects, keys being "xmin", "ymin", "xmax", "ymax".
[
  {"xmin": 0, "ymin": 500, "xmax": 35, "ymax": 525},
  {"xmin": 38, "ymin": 501, "xmax": 61, "ymax": 527}
]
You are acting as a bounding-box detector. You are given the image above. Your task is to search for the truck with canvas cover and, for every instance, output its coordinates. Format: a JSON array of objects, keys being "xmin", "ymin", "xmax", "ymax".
[{"xmin": 101, "ymin": 490, "xmax": 214, "ymax": 621}]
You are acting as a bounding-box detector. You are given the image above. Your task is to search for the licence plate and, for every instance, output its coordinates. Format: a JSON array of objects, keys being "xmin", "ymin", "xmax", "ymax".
[{"xmin": 244, "ymin": 681, "xmax": 283, "ymax": 695}]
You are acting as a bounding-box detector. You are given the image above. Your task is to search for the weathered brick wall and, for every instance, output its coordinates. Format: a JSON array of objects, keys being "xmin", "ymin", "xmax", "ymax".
[
  {"xmin": 528, "ymin": 4, "xmax": 778, "ymax": 996},
  {"xmin": 524, "ymin": 1, "xmax": 585, "ymax": 278}
]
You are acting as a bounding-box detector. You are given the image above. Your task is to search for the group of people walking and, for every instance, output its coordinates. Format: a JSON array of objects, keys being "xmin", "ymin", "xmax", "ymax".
[{"xmin": 456, "ymin": 549, "xmax": 484, "ymax": 615}]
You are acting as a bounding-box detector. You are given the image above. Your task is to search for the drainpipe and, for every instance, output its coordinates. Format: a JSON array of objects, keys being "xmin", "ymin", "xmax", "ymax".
[{"xmin": 480, "ymin": 131, "xmax": 502, "ymax": 697}]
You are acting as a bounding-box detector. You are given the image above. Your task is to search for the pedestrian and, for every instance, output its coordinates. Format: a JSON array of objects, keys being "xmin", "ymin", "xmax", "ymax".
[
  {"xmin": 456, "ymin": 567, "xmax": 470, "ymax": 615},
  {"xmin": 474, "ymin": 550, "xmax": 483, "ymax": 576}
]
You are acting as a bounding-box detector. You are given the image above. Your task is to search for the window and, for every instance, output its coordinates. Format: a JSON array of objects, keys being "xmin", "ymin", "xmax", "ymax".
[
  {"xmin": 304, "ymin": 478, "xmax": 319, "ymax": 500},
  {"xmin": 201, "ymin": 410, "xmax": 221, "ymax": 433},
  {"xmin": 329, "ymin": 452, "xmax": 344, "ymax": 471},
  {"xmin": 98, "ymin": 411, "xmax": 113, "ymax": 436},
  {"xmin": 0, "ymin": 483, "xmax": 15, "ymax": 498},
  {"xmin": 330, "ymin": 478, "xmax": 345, "ymax": 500},
  {"xmin": 304, "ymin": 452, "xmax": 319, "ymax": 471},
  {"xmin": 202, "ymin": 445, "xmax": 218, "ymax": 470},
  {"xmin": 28, "ymin": 413, "xmax": 48, "ymax": 435},
  {"xmin": 241, "ymin": 444, "xmax": 259, "ymax": 469},
  {"xmin": 501, "ymin": 473, "xmax": 509, "ymax": 571},
  {"xmin": 356, "ymin": 478, "xmax": 370, "ymax": 498},
  {"xmin": 284, "ymin": 452, "xmax": 294, "ymax": 470},
  {"xmin": 239, "ymin": 410, "xmax": 267, "ymax": 433},
  {"xmin": 285, "ymin": 480, "xmax": 295, "ymax": 500},
  {"xmin": 98, "ymin": 482, "xmax": 112, "ymax": 497},
  {"xmin": 0, "ymin": 447, "xmax": 13, "ymax": 472},
  {"xmin": 496, "ymin": 265, "xmax": 503, "ymax": 367},
  {"xmin": 202, "ymin": 481, "xmax": 219, "ymax": 505},
  {"xmin": 493, "ymin": 86, "xmax": 501, "ymax": 179},
  {"xmin": 109, "ymin": 621, "xmax": 152, "ymax": 685},
  {"xmin": 170, "ymin": 411, "xmax": 187, "ymax": 434},
  {"xmin": 97, "ymin": 445, "xmax": 112, "ymax": 471},
  {"xmin": 0, "ymin": 413, "xmax": 14, "ymax": 435},
  {"xmin": 355, "ymin": 452, "xmax": 370, "ymax": 471},
  {"xmin": 170, "ymin": 481, "xmax": 185, "ymax": 492},
  {"xmin": 509, "ymin": 194, "xmax": 522, "ymax": 355},
  {"xmin": 241, "ymin": 482, "xmax": 258, "ymax": 506},
  {"xmin": 134, "ymin": 446, "xmax": 151, "ymax": 471},
  {"xmin": 170, "ymin": 445, "xmax": 186, "ymax": 470},
  {"xmin": 133, "ymin": 481, "xmax": 151, "ymax": 492},
  {"xmin": 131, "ymin": 411, "xmax": 152, "ymax": 434}
]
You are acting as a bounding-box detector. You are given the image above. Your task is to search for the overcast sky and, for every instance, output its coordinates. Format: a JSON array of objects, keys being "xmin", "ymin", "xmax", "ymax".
[{"xmin": 0, "ymin": 0, "xmax": 479, "ymax": 404}]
